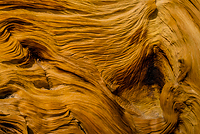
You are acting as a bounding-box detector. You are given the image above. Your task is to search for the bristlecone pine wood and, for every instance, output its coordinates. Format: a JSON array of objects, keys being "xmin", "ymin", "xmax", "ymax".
[{"xmin": 0, "ymin": 0, "xmax": 200, "ymax": 133}]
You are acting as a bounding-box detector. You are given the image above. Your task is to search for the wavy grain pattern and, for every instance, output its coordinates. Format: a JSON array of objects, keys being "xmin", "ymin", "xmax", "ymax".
[{"xmin": 0, "ymin": 0, "xmax": 200, "ymax": 133}]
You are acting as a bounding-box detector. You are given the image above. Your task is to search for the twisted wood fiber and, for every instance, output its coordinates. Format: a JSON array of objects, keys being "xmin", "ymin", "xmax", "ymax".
[{"xmin": 0, "ymin": 0, "xmax": 200, "ymax": 133}]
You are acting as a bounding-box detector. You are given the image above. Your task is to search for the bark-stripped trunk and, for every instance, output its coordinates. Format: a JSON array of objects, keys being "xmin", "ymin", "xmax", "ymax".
[{"xmin": 0, "ymin": 0, "xmax": 200, "ymax": 133}]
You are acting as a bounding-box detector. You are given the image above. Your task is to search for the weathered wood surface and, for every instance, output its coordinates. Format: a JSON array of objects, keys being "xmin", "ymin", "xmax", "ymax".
[{"xmin": 0, "ymin": 0, "xmax": 200, "ymax": 133}]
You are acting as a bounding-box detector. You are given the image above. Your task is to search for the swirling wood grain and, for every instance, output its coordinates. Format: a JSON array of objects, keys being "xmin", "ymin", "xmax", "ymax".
[{"xmin": 0, "ymin": 0, "xmax": 200, "ymax": 133}]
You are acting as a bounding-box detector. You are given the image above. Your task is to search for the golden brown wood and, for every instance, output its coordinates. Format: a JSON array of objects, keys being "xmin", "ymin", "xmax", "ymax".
[{"xmin": 0, "ymin": 0, "xmax": 200, "ymax": 133}]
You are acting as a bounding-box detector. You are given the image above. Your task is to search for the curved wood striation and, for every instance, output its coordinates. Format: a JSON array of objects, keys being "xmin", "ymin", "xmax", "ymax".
[{"xmin": 0, "ymin": 0, "xmax": 200, "ymax": 133}]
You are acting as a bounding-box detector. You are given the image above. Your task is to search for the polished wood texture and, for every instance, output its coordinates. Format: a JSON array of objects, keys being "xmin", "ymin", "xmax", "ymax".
[{"xmin": 0, "ymin": 0, "xmax": 200, "ymax": 133}]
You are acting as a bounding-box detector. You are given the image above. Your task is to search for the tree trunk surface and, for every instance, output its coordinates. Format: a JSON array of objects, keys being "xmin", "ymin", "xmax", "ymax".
[{"xmin": 0, "ymin": 0, "xmax": 200, "ymax": 133}]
